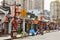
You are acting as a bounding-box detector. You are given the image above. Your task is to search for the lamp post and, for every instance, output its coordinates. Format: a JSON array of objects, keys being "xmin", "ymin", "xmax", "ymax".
[{"xmin": 23, "ymin": 0, "xmax": 26, "ymax": 33}]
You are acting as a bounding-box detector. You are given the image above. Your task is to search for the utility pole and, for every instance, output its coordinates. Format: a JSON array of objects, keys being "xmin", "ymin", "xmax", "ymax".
[
  {"xmin": 23, "ymin": 0, "xmax": 25, "ymax": 9},
  {"xmin": 14, "ymin": 1, "xmax": 16, "ymax": 17},
  {"xmin": 22, "ymin": 0, "xmax": 26, "ymax": 33}
]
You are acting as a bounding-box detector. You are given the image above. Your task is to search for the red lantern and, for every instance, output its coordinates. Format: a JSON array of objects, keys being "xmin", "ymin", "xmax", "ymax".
[{"xmin": 5, "ymin": 16, "xmax": 9, "ymax": 22}]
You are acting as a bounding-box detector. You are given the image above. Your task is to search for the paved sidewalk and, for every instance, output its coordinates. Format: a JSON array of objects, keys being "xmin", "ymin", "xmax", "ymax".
[
  {"xmin": 0, "ymin": 34, "xmax": 21, "ymax": 40},
  {"xmin": 13, "ymin": 31, "xmax": 60, "ymax": 40},
  {"xmin": 0, "ymin": 30, "xmax": 59, "ymax": 40}
]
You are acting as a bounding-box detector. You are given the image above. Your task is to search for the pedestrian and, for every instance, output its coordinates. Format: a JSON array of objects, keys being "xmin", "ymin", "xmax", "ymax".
[
  {"xmin": 36, "ymin": 21, "xmax": 41, "ymax": 34},
  {"xmin": 2, "ymin": 22, "xmax": 5, "ymax": 35},
  {"xmin": 0, "ymin": 20, "xmax": 2, "ymax": 36},
  {"xmin": 58, "ymin": 24, "xmax": 60, "ymax": 30},
  {"xmin": 26, "ymin": 20, "xmax": 31, "ymax": 33},
  {"xmin": 11, "ymin": 17, "xmax": 18, "ymax": 39},
  {"xmin": 33, "ymin": 19, "xmax": 39, "ymax": 32},
  {"xmin": 46, "ymin": 23, "xmax": 50, "ymax": 33},
  {"xmin": 40, "ymin": 23, "xmax": 44, "ymax": 35}
]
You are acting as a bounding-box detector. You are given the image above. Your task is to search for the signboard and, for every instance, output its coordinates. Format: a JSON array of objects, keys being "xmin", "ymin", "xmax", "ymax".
[{"xmin": 20, "ymin": 9, "xmax": 27, "ymax": 17}]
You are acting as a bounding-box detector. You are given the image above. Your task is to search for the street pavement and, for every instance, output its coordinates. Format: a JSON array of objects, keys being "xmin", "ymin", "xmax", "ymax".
[
  {"xmin": 0, "ymin": 34, "xmax": 20, "ymax": 40},
  {"xmin": 0, "ymin": 30, "xmax": 60, "ymax": 40},
  {"xmin": 14, "ymin": 30, "xmax": 60, "ymax": 40}
]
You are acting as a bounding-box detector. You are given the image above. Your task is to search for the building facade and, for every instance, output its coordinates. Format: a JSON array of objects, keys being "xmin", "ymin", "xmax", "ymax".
[
  {"xmin": 50, "ymin": 1, "xmax": 60, "ymax": 21},
  {"xmin": 4, "ymin": 0, "xmax": 44, "ymax": 10},
  {"xmin": 34, "ymin": 0, "xmax": 44, "ymax": 10}
]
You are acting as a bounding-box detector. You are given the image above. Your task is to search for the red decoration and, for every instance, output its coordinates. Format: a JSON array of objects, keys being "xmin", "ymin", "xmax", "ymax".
[
  {"xmin": 16, "ymin": 7, "xmax": 19, "ymax": 12},
  {"xmin": 5, "ymin": 16, "xmax": 9, "ymax": 22}
]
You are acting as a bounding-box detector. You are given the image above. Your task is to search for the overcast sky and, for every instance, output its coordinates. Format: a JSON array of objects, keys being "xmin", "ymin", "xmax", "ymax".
[
  {"xmin": 0, "ymin": 0, "xmax": 3, "ymax": 5},
  {"xmin": 0, "ymin": 0, "xmax": 55, "ymax": 11},
  {"xmin": 44, "ymin": 0, "xmax": 55, "ymax": 11}
]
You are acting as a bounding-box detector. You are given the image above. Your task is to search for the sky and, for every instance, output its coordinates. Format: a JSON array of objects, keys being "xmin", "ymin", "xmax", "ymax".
[
  {"xmin": 0, "ymin": 0, "xmax": 55, "ymax": 11},
  {"xmin": 44, "ymin": 0, "xmax": 55, "ymax": 11},
  {"xmin": 0, "ymin": 0, "xmax": 3, "ymax": 5}
]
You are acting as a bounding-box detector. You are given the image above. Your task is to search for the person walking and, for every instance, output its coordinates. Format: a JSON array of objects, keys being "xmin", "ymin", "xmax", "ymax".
[
  {"xmin": 11, "ymin": 17, "xmax": 18, "ymax": 39},
  {"xmin": 46, "ymin": 23, "xmax": 50, "ymax": 33},
  {"xmin": 0, "ymin": 20, "xmax": 2, "ymax": 36},
  {"xmin": 40, "ymin": 22, "xmax": 44, "ymax": 35},
  {"xmin": 33, "ymin": 19, "xmax": 39, "ymax": 32}
]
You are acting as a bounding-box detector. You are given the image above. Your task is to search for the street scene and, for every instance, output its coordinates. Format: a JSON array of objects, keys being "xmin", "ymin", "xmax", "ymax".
[{"xmin": 0, "ymin": 0, "xmax": 60, "ymax": 40}]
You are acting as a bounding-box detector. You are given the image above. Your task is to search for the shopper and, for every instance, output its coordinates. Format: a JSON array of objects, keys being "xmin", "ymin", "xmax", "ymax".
[
  {"xmin": 33, "ymin": 19, "xmax": 39, "ymax": 32},
  {"xmin": 46, "ymin": 23, "xmax": 50, "ymax": 33},
  {"xmin": 11, "ymin": 17, "xmax": 18, "ymax": 38},
  {"xmin": 0, "ymin": 20, "xmax": 2, "ymax": 36}
]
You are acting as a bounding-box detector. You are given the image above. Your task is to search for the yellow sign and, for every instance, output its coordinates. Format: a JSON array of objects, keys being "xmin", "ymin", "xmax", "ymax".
[{"xmin": 20, "ymin": 9, "xmax": 27, "ymax": 17}]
